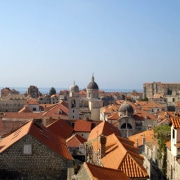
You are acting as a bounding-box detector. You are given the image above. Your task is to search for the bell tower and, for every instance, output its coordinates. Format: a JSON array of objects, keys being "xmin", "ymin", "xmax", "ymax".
[{"xmin": 68, "ymin": 82, "xmax": 80, "ymax": 119}]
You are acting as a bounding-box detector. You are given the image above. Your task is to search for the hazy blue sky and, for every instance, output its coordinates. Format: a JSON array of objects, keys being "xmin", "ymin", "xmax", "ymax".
[{"xmin": 0, "ymin": 0, "xmax": 180, "ymax": 90}]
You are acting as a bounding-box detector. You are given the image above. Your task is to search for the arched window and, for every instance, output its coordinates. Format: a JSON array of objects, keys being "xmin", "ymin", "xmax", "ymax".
[{"xmin": 121, "ymin": 123, "xmax": 132, "ymax": 129}]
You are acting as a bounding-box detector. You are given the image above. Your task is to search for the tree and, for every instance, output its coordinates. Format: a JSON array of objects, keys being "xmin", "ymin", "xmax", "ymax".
[
  {"xmin": 153, "ymin": 124, "xmax": 171, "ymax": 177},
  {"xmin": 49, "ymin": 87, "xmax": 56, "ymax": 96}
]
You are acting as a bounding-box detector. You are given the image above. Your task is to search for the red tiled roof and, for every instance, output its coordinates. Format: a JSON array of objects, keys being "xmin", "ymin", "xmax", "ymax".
[
  {"xmin": 171, "ymin": 117, "xmax": 180, "ymax": 129},
  {"xmin": 88, "ymin": 121, "xmax": 120, "ymax": 141},
  {"xmin": 74, "ymin": 120, "xmax": 92, "ymax": 132},
  {"xmin": 128, "ymin": 129, "xmax": 154, "ymax": 147},
  {"xmin": 1, "ymin": 112, "xmax": 43, "ymax": 119},
  {"xmin": 0, "ymin": 120, "xmax": 73, "ymax": 160},
  {"xmin": 40, "ymin": 104, "xmax": 57, "ymax": 111},
  {"xmin": 46, "ymin": 119, "xmax": 73, "ymax": 139},
  {"xmin": 18, "ymin": 106, "xmax": 32, "ymax": 113},
  {"xmin": 42, "ymin": 101, "xmax": 68, "ymax": 118},
  {"xmin": 108, "ymin": 112, "xmax": 119, "ymax": 120},
  {"xmin": 83, "ymin": 162, "xmax": 130, "ymax": 180},
  {"xmin": 119, "ymin": 153, "xmax": 148, "ymax": 178},
  {"xmin": 66, "ymin": 134, "xmax": 86, "ymax": 147},
  {"xmin": 26, "ymin": 98, "xmax": 39, "ymax": 105},
  {"xmin": 134, "ymin": 109, "xmax": 157, "ymax": 121},
  {"xmin": 99, "ymin": 134, "xmax": 148, "ymax": 178}
]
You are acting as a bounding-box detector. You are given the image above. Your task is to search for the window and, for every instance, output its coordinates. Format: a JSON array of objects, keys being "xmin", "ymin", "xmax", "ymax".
[
  {"xmin": 172, "ymin": 129, "xmax": 175, "ymax": 139},
  {"xmin": 23, "ymin": 144, "xmax": 32, "ymax": 155}
]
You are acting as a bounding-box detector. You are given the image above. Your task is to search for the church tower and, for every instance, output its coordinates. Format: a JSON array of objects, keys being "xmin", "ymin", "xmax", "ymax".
[
  {"xmin": 86, "ymin": 75, "xmax": 103, "ymax": 120},
  {"xmin": 87, "ymin": 74, "xmax": 99, "ymax": 99},
  {"xmin": 68, "ymin": 82, "xmax": 80, "ymax": 119}
]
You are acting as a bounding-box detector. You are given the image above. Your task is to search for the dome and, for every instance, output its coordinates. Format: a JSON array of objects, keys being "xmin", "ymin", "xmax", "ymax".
[
  {"xmin": 70, "ymin": 82, "xmax": 79, "ymax": 92},
  {"xmin": 87, "ymin": 75, "xmax": 99, "ymax": 90},
  {"xmin": 119, "ymin": 103, "xmax": 134, "ymax": 114}
]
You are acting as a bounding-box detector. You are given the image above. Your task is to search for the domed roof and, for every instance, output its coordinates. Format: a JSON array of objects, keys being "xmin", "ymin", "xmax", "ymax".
[
  {"xmin": 87, "ymin": 75, "xmax": 99, "ymax": 90},
  {"xmin": 70, "ymin": 82, "xmax": 79, "ymax": 92},
  {"xmin": 119, "ymin": 103, "xmax": 134, "ymax": 114}
]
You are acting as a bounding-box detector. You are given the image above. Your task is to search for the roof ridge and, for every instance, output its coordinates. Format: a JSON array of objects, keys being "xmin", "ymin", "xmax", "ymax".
[{"xmin": 119, "ymin": 153, "xmax": 148, "ymax": 178}]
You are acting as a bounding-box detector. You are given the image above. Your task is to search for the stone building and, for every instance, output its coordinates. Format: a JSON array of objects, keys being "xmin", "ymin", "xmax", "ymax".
[
  {"xmin": 118, "ymin": 102, "xmax": 159, "ymax": 138},
  {"xmin": 38, "ymin": 94, "xmax": 51, "ymax": 104},
  {"xmin": 68, "ymin": 82, "xmax": 80, "ymax": 119},
  {"xmin": 0, "ymin": 87, "xmax": 19, "ymax": 98},
  {"xmin": 143, "ymin": 137, "xmax": 165, "ymax": 180},
  {"xmin": 86, "ymin": 75, "xmax": 103, "ymax": 120},
  {"xmin": 0, "ymin": 119, "xmax": 74, "ymax": 179},
  {"xmin": 26, "ymin": 85, "xmax": 41, "ymax": 98},
  {"xmin": 68, "ymin": 75, "xmax": 103, "ymax": 120},
  {"xmin": 166, "ymin": 117, "xmax": 180, "ymax": 180},
  {"xmin": 86, "ymin": 133, "xmax": 149, "ymax": 179},
  {"xmin": 143, "ymin": 82, "xmax": 180, "ymax": 102},
  {"xmin": 0, "ymin": 94, "xmax": 28, "ymax": 112}
]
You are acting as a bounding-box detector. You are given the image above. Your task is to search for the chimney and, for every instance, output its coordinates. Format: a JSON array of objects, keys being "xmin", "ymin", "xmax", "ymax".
[
  {"xmin": 99, "ymin": 135, "xmax": 106, "ymax": 158},
  {"xmin": 142, "ymin": 134, "xmax": 146, "ymax": 152},
  {"xmin": 135, "ymin": 137, "xmax": 139, "ymax": 148},
  {"xmin": 142, "ymin": 134, "xmax": 146, "ymax": 145}
]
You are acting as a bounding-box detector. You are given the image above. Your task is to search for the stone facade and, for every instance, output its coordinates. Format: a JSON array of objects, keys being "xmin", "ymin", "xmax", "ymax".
[
  {"xmin": 0, "ymin": 134, "xmax": 72, "ymax": 179},
  {"xmin": 166, "ymin": 148, "xmax": 180, "ymax": 180},
  {"xmin": 38, "ymin": 94, "xmax": 51, "ymax": 104},
  {"xmin": 0, "ymin": 87, "xmax": 19, "ymax": 98},
  {"xmin": 143, "ymin": 141, "xmax": 165, "ymax": 180},
  {"xmin": 143, "ymin": 82, "xmax": 180, "ymax": 101},
  {"xmin": 0, "ymin": 94, "xmax": 28, "ymax": 112},
  {"xmin": 27, "ymin": 85, "xmax": 41, "ymax": 98},
  {"xmin": 166, "ymin": 122, "xmax": 180, "ymax": 180}
]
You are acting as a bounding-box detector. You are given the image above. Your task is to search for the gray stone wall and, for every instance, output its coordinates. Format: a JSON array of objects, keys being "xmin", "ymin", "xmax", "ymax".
[
  {"xmin": 143, "ymin": 82, "xmax": 180, "ymax": 99},
  {"xmin": 166, "ymin": 148, "xmax": 180, "ymax": 180},
  {"xmin": 0, "ymin": 134, "xmax": 72, "ymax": 179}
]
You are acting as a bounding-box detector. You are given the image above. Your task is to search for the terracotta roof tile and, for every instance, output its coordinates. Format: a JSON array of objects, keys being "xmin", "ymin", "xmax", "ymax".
[
  {"xmin": 134, "ymin": 109, "xmax": 157, "ymax": 121},
  {"xmin": 0, "ymin": 120, "xmax": 73, "ymax": 160},
  {"xmin": 74, "ymin": 120, "xmax": 92, "ymax": 132},
  {"xmin": 1, "ymin": 112, "xmax": 43, "ymax": 119},
  {"xmin": 108, "ymin": 112, "xmax": 119, "ymax": 120},
  {"xmin": 171, "ymin": 117, "xmax": 180, "ymax": 129},
  {"xmin": 128, "ymin": 129, "xmax": 154, "ymax": 147},
  {"xmin": 42, "ymin": 101, "xmax": 68, "ymax": 118},
  {"xmin": 26, "ymin": 98, "xmax": 39, "ymax": 105},
  {"xmin": 119, "ymin": 153, "xmax": 148, "ymax": 178},
  {"xmin": 88, "ymin": 121, "xmax": 120, "ymax": 141},
  {"xmin": 66, "ymin": 134, "xmax": 86, "ymax": 147},
  {"xmin": 46, "ymin": 119, "xmax": 73, "ymax": 139},
  {"xmin": 99, "ymin": 134, "xmax": 148, "ymax": 178},
  {"xmin": 83, "ymin": 162, "xmax": 130, "ymax": 180},
  {"xmin": 40, "ymin": 104, "xmax": 57, "ymax": 111},
  {"xmin": 18, "ymin": 106, "xmax": 32, "ymax": 113}
]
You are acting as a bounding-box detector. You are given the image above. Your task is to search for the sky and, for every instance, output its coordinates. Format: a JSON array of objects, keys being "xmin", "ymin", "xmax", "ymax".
[{"xmin": 0, "ymin": 0, "xmax": 180, "ymax": 91}]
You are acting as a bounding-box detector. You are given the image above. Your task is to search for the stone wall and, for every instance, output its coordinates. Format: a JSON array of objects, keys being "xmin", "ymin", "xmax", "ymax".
[
  {"xmin": 0, "ymin": 134, "xmax": 71, "ymax": 179},
  {"xmin": 143, "ymin": 82, "xmax": 180, "ymax": 99},
  {"xmin": 166, "ymin": 148, "xmax": 180, "ymax": 180},
  {"xmin": 75, "ymin": 164, "xmax": 91, "ymax": 180}
]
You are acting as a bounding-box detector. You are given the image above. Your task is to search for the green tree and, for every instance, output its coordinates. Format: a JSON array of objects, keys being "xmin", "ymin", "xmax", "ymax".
[
  {"xmin": 153, "ymin": 124, "xmax": 171, "ymax": 177},
  {"xmin": 49, "ymin": 87, "xmax": 56, "ymax": 96}
]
